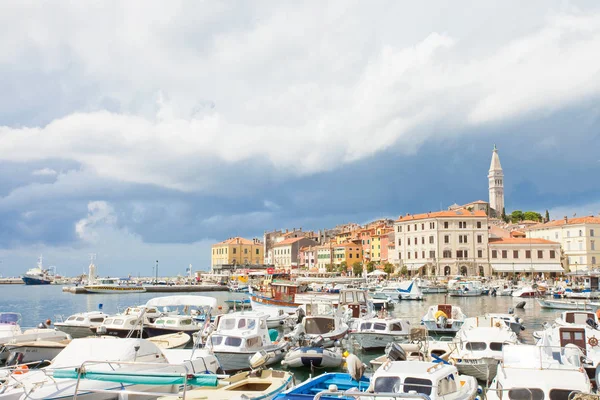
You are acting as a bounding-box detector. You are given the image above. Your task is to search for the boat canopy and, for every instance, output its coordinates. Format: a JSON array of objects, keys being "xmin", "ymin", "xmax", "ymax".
[{"xmin": 145, "ymin": 295, "xmax": 217, "ymax": 309}]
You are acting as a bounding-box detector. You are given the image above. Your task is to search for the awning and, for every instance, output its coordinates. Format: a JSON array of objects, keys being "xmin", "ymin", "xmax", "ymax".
[
  {"xmin": 402, "ymin": 263, "xmax": 427, "ymax": 271},
  {"xmin": 491, "ymin": 263, "xmax": 565, "ymax": 273}
]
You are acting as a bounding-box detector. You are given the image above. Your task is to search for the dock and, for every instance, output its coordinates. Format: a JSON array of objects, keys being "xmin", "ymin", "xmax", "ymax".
[
  {"xmin": 0, "ymin": 278, "xmax": 24, "ymax": 284},
  {"xmin": 62, "ymin": 284, "xmax": 228, "ymax": 294}
]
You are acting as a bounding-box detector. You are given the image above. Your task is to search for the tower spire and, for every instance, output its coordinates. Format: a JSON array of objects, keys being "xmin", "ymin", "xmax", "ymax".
[{"xmin": 488, "ymin": 145, "xmax": 504, "ymax": 216}]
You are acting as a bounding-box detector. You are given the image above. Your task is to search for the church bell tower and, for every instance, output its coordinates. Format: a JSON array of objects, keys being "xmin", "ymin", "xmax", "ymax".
[{"xmin": 488, "ymin": 145, "xmax": 504, "ymax": 216}]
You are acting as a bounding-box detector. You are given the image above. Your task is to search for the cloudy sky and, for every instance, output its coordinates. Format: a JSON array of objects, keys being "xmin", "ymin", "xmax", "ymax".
[{"xmin": 1, "ymin": 0, "xmax": 600, "ymax": 277}]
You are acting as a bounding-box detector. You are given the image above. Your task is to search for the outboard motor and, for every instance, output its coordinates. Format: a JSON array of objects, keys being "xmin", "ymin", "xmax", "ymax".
[
  {"xmin": 310, "ymin": 335, "xmax": 324, "ymax": 348},
  {"xmin": 586, "ymin": 318, "xmax": 599, "ymax": 330},
  {"xmin": 37, "ymin": 322, "xmax": 48, "ymax": 329},
  {"xmin": 6, "ymin": 352, "xmax": 24, "ymax": 367},
  {"xmin": 296, "ymin": 307, "xmax": 305, "ymax": 324},
  {"xmin": 515, "ymin": 301, "xmax": 526, "ymax": 309},
  {"xmin": 386, "ymin": 342, "xmax": 407, "ymax": 362},
  {"xmin": 508, "ymin": 307, "xmax": 515, "ymax": 314},
  {"xmin": 436, "ymin": 315, "xmax": 448, "ymax": 327}
]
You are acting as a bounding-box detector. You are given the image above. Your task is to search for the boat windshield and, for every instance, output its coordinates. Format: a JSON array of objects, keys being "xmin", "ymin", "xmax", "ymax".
[
  {"xmin": 305, "ymin": 317, "xmax": 334, "ymax": 334},
  {"xmin": 374, "ymin": 377, "xmax": 401, "ymax": 392},
  {"xmin": 403, "ymin": 377, "xmax": 432, "ymax": 396},
  {"xmin": 508, "ymin": 388, "xmax": 545, "ymax": 400},
  {"xmin": 465, "ymin": 342, "xmax": 487, "ymax": 351},
  {"xmin": 0, "ymin": 313, "xmax": 19, "ymax": 325}
]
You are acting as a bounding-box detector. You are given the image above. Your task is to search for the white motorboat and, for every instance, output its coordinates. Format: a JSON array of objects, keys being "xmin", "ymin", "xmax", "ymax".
[
  {"xmin": 0, "ymin": 313, "xmax": 22, "ymax": 344},
  {"xmin": 84, "ymin": 277, "xmax": 146, "ymax": 293},
  {"xmin": 537, "ymin": 298, "xmax": 596, "ymax": 310},
  {"xmin": 368, "ymin": 360, "xmax": 478, "ymax": 400},
  {"xmin": 53, "ymin": 310, "xmax": 108, "ymax": 338},
  {"xmin": 281, "ymin": 346, "xmax": 343, "ymax": 369},
  {"xmin": 511, "ymin": 285, "xmax": 539, "ymax": 297},
  {"xmin": 93, "ymin": 303, "xmax": 167, "ymax": 337},
  {"xmin": 370, "ymin": 338, "xmax": 454, "ymax": 370},
  {"xmin": 0, "ymin": 337, "xmax": 221, "ymax": 400},
  {"xmin": 0, "ymin": 328, "xmax": 71, "ymax": 362},
  {"xmin": 148, "ymin": 332, "xmax": 191, "ymax": 349},
  {"xmin": 449, "ymin": 280, "xmax": 483, "ymax": 297},
  {"xmin": 349, "ymin": 317, "xmax": 411, "ymax": 350},
  {"xmin": 450, "ymin": 316, "xmax": 519, "ymax": 382},
  {"xmin": 264, "ymin": 308, "xmax": 296, "ymax": 329},
  {"xmin": 533, "ymin": 310, "xmax": 600, "ymax": 339},
  {"xmin": 486, "ymin": 344, "xmax": 591, "ymax": 400},
  {"xmin": 157, "ymin": 368, "xmax": 294, "ymax": 400},
  {"xmin": 4, "ymin": 339, "xmax": 70, "ymax": 364},
  {"xmin": 294, "ymin": 302, "xmax": 349, "ymax": 348},
  {"xmin": 207, "ymin": 311, "xmax": 288, "ymax": 372},
  {"xmin": 422, "ymin": 304, "xmax": 467, "ymax": 334},
  {"xmin": 375, "ymin": 279, "xmax": 424, "ymax": 301}
]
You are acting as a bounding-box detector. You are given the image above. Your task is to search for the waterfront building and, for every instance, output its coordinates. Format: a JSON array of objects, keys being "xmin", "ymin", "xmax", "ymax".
[
  {"xmin": 488, "ymin": 145, "xmax": 505, "ymax": 216},
  {"xmin": 299, "ymin": 246, "xmax": 317, "ymax": 270},
  {"xmin": 394, "ymin": 209, "xmax": 490, "ymax": 276},
  {"xmin": 272, "ymin": 237, "xmax": 317, "ymax": 269},
  {"xmin": 333, "ymin": 242, "xmax": 363, "ymax": 272},
  {"xmin": 263, "ymin": 228, "xmax": 317, "ymax": 265},
  {"xmin": 488, "ymin": 237, "xmax": 564, "ymax": 275},
  {"xmin": 211, "ymin": 237, "xmax": 264, "ymax": 269},
  {"xmin": 527, "ymin": 216, "xmax": 600, "ymax": 271},
  {"xmin": 371, "ymin": 227, "xmax": 393, "ymax": 263},
  {"xmin": 316, "ymin": 244, "xmax": 332, "ymax": 272},
  {"xmin": 357, "ymin": 227, "xmax": 375, "ymax": 263}
]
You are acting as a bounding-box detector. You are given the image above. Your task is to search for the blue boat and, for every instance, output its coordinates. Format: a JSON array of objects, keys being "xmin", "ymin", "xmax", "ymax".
[
  {"xmin": 22, "ymin": 256, "xmax": 54, "ymax": 285},
  {"xmin": 275, "ymin": 372, "xmax": 370, "ymax": 400}
]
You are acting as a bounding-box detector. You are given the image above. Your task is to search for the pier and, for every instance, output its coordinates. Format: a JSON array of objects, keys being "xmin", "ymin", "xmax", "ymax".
[{"xmin": 62, "ymin": 284, "xmax": 227, "ymax": 294}]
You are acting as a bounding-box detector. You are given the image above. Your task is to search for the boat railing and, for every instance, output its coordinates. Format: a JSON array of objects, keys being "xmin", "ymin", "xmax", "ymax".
[
  {"xmin": 69, "ymin": 359, "xmax": 228, "ymax": 400},
  {"xmin": 314, "ymin": 390, "xmax": 431, "ymax": 400}
]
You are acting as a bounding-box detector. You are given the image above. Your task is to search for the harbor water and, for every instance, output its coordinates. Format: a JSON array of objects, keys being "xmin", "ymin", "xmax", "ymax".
[{"xmin": 0, "ymin": 285, "xmax": 561, "ymax": 381}]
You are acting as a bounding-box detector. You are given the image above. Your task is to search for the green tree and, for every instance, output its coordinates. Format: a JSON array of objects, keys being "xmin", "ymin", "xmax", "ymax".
[
  {"xmin": 400, "ymin": 266, "xmax": 408, "ymax": 276},
  {"xmin": 545, "ymin": 209, "xmax": 550, "ymax": 222},
  {"xmin": 383, "ymin": 262, "xmax": 394, "ymax": 275},
  {"xmin": 352, "ymin": 262, "xmax": 363, "ymax": 276},
  {"xmin": 501, "ymin": 207, "xmax": 508, "ymax": 222},
  {"xmin": 523, "ymin": 211, "xmax": 542, "ymax": 222},
  {"xmin": 366, "ymin": 261, "xmax": 376, "ymax": 273},
  {"xmin": 510, "ymin": 210, "xmax": 524, "ymax": 223},
  {"xmin": 338, "ymin": 261, "xmax": 347, "ymax": 273},
  {"xmin": 325, "ymin": 264, "xmax": 333, "ymax": 273}
]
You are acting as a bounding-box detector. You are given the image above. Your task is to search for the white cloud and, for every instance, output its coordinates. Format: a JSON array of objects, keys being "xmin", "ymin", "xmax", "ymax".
[
  {"xmin": 0, "ymin": 3, "xmax": 599, "ymax": 194},
  {"xmin": 32, "ymin": 168, "xmax": 57, "ymax": 176},
  {"xmin": 75, "ymin": 201, "xmax": 118, "ymax": 243}
]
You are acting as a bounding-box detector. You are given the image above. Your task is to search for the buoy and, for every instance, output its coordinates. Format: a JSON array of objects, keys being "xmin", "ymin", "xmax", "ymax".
[{"xmin": 434, "ymin": 310, "xmax": 448, "ymax": 320}]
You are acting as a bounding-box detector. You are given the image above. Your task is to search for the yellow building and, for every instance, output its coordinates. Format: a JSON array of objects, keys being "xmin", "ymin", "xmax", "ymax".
[
  {"xmin": 211, "ymin": 237, "xmax": 264, "ymax": 268},
  {"xmin": 333, "ymin": 242, "xmax": 363, "ymax": 271}
]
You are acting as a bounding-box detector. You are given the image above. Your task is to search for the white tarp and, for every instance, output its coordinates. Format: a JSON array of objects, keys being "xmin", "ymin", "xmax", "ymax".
[
  {"xmin": 367, "ymin": 270, "xmax": 388, "ymax": 276},
  {"xmin": 52, "ymin": 338, "xmax": 162, "ymax": 368},
  {"xmin": 145, "ymin": 295, "xmax": 217, "ymax": 309}
]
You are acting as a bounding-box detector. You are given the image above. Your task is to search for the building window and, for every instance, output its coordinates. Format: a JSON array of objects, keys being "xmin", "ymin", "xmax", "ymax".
[
  {"xmin": 457, "ymin": 250, "xmax": 463, "ymax": 258},
  {"xmin": 408, "ymin": 238, "xmax": 411, "ymax": 245},
  {"xmin": 362, "ymin": 240, "xmax": 365, "ymax": 245},
  {"xmin": 398, "ymin": 226, "xmax": 402, "ymax": 233},
  {"xmin": 555, "ymin": 232, "xmax": 559, "ymax": 239},
  {"xmin": 550, "ymin": 250, "xmax": 556, "ymax": 259},
  {"xmin": 356, "ymin": 253, "xmax": 359, "ymax": 258},
  {"xmin": 414, "ymin": 252, "xmax": 418, "ymax": 259},
  {"xmin": 415, "ymin": 224, "xmax": 417, "ymax": 231},
  {"xmin": 459, "ymin": 235, "xmax": 467, "ymax": 244},
  {"xmin": 591, "ymin": 229, "xmax": 595, "ymax": 237},
  {"xmin": 593, "ymin": 256, "xmax": 597, "ymax": 265},
  {"xmin": 579, "ymin": 230, "xmax": 583, "ymax": 237},
  {"xmin": 502, "ymin": 250, "xmax": 507, "ymax": 259},
  {"xmin": 429, "ymin": 236, "xmax": 434, "ymax": 244},
  {"xmin": 430, "ymin": 250, "xmax": 436, "ymax": 258},
  {"xmin": 349, "ymin": 253, "xmax": 353, "ymax": 258},
  {"xmin": 478, "ymin": 250, "xmax": 483, "ymax": 258},
  {"xmin": 444, "ymin": 222, "xmax": 449, "ymax": 229},
  {"xmin": 492, "ymin": 250, "xmax": 497, "ymax": 258},
  {"xmin": 422, "ymin": 251, "xmax": 425, "ymax": 258},
  {"xmin": 408, "ymin": 252, "xmax": 411, "ymax": 259},
  {"xmin": 526, "ymin": 250, "xmax": 531, "ymax": 258},
  {"xmin": 444, "ymin": 235, "xmax": 450, "ymax": 244},
  {"xmin": 256, "ymin": 249, "xmax": 259, "ymax": 255},
  {"xmin": 244, "ymin": 248, "xmax": 248, "ymax": 254},
  {"xmin": 538, "ymin": 250, "xmax": 543, "ymax": 258},
  {"xmin": 513, "ymin": 250, "xmax": 519, "ymax": 258},
  {"xmin": 421, "ymin": 237, "xmax": 425, "ymax": 244},
  {"xmin": 579, "ymin": 242, "xmax": 583, "ymax": 250},
  {"xmin": 408, "ymin": 225, "xmax": 411, "ymax": 232},
  {"xmin": 422, "ymin": 223, "xmax": 425, "ymax": 230},
  {"xmin": 233, "ymin": 248, "xmax": 237, "ymax": 254},
  {"xmin": 567, "ymin": 231, "xmax": 570, "ymax": 238},
  {"xmin": 477, "ymin": 221, "xmax": 482, "ymax": 228},
  {"xmin": 398, "ymin": 239, "xmax": 402, "ymax": 246},
  {"xmin": 477, "ymin": 235, "xmax": 482, "ymax": 244},
  {"xmin": 592, "ymin": 241, "xmax": 595, "ymax": 251},
  {"xmin": 430, "ymin": 222, "xmax": 435, "ymax": 229},
  {"xmin": 443, "ymin": 250, "xmax": 451, "ymax": 258}
]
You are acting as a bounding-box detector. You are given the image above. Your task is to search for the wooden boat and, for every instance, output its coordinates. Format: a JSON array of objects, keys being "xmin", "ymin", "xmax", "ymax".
[
  {"xmin": 148, "ymin": 332, "xmax": 191, "ymax": 349},
  {"xmin": 275, "ymin": 372, "xmax": 370, "ymax": 400}
]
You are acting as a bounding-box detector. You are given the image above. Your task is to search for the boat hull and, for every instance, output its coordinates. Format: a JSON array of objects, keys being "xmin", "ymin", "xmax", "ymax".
[
  {"xmin": 537, "ymin": 299, "xmax": 594, "ymax": 310},
  {"xmin": 84, "ymin": 285, "xmax": 146, "ymax": 294},
  {"xmin": 422, "ymin": 320, "xmax": 464, "ymax": 334},
  {"xmin": 4, "ymin": 342, "xmax": 66, "ymax": 364},
  {"xmin": 350, "ymin": 332, "xmax": 408, "ymax": 350},
  {"xmin": 449, "ymin": 289, "xmax": 483, "ymax": 297},
  {"xmin": 53, "ymin": 324, "xmax": 96, "ymax": 339},
  {"xmin": 250, "ymin": 295, "xmax": 300, "ymax": 314},
  {"xmin": 144, "ymin": 326, "xmax": 201, "ymax": 338},
  {"xmin": 454, "ymin": 357, "xmax": 499, "ymax": 382},
  {"xmin": 21, "ymin": 277, "xmax": 52, "ymax": 285},
  {"xmin": 213, "ymin": 346, "xmax": 287, "ymax": 372},
  {"xmin": 281, "ymin": 347, "xmax": 342, "ymax": 368}
]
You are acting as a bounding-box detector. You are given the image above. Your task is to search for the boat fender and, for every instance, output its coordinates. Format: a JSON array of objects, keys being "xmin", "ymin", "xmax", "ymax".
[
  {"xmin": 12, "ymin": 365, "xmax": 28, "ymax": 375},
  {"xmin": 434, "ymin": 311, "xmax": 448, "ymax": 320}
]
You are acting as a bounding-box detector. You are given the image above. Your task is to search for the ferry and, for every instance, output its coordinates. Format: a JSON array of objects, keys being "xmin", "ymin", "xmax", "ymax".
[{"xmin": 22, "ymin": 256, "xmax": 54, "ymax": 285}]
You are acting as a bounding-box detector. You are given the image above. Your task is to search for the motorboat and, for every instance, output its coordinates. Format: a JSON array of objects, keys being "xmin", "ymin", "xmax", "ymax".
[
  {"xmin": 368, "ymin": 360, "xmax": 478, "ymax": 400},
  {"xmin": 4, "ymin": 339, "xmax": 70, "ymax": 364},
  {"xmin": 349, "ymin": 316, "xmax": 411, "ymax": 350},
  {"xmin": 21, "ymin": 256, "xmax": 54, "ymax": 285},
  {"xmin": 158, "ymin": 368, "xmax": 294, "ymax": 400},
  {"xmin": 249, "ymin": 281, "xmax": 305, "ymax": 314},
  {"xmin": 281, "ymin": 346, "xmax": 343, "ymax": 369},
  {"xmin": 450, "ymin": 316, "xmax": 519, "ymax": 382},
  {"xmin": 274, "ymin": 372, "xmax": 370, "ymax": 399},
  {"xmin": 148, "ymin": 332, "xmax": 191, "ymax": 349},
  {"xmin": 207, "ymin": 311, "xmax": 288, "ymax": 372},
  {"xmin": 264, "ymin": 308, "xmax": 296, "ymax": 329},
  {"xmin": 449, "ymin": 280, "xmax": 483, "ymax": 297},
  {"xmin": 370, "ymin": 337, "xmax": 454, "ymax": 370},
  {"xmin": 486, "ymin": 313, "xmax": 525, "ymax": 335},
  {"xmin": 537, "ymin": 298, "xmax": 596, "ymax": 310},
  {"xmin": 486, "ymin": 344, "xmax": 591, "ymax": 400},
  {"xmin": 422, "ymin": 304, "xmax": 467, "ymax": 334},
  {"xmin": 84, "ymin": 277, "xmax": 146, "ymax": 293},
  {"xmin": 295, "ymin": 302, "xmax": 349, "ymax": 348},
  {"xmin": 53, "ymin": 310, "xmax": 108, "ymax": 338},
  {"xmin": 512, "ymin": 285, "xmax": 538, "ymax": 297},
  {"xmin": 0, "ymin": 337, "xmax": 222, "ymax": 400},
  {"xmin": 0, "ymin": 313, "xmax": 22, "ymax": 344},
  {"xmin": 144, "ymin": 315, "xmax": 202, "ymax": 337},
  {"xmin": 93, "ymin": 313, "xmax": 149, "ymax": 338},
  {"xmin": 533, "ymin": 310, "xmax": 600, "ymax": 339},
  {"xmin": 419, "ymin": 280, "xmax": 448, "ymax": 294},
  {"xmin": 0, "ymin": 328, "xmax": 71, "ymax": 362}
]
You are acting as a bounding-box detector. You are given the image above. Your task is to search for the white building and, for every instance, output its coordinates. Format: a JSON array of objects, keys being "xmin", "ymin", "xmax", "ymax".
[
  {"xmin": 488, "ymin": 145, "xmax": 504, "ymax": 216},
  {"xmin": 394, "ymin": 209, "xmax": 490, "ymax": 276},
  {"xmin": 271, "ymin": 237, "xmax": 317, "ymax": 269},
  {"xmin": 526, "ymin": 216, "xmax": 600, "ymax": 272},
  {"xmin": 488, "ymin": 237, "xmax": 564, "ymax": 275}
]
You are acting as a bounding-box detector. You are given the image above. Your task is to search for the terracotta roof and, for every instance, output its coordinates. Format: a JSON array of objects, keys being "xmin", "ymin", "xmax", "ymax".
[
  {"xmin": 465, "ymin": 200, "xmax": 488, "ymax": 204},
  {"xmin": 396, "ymin": 209, "xmax": 487, "ymax": 222},
  {"xmin": 214, "ymin": 237, "xmax": 260, "ymax": 246},
  {"xmin": 273, "ymin": 237, "xmax": 308, "ymax": 246},
  {"xmin": 489, "ymin": 238, "xmax": 559, "ymax": 245},
  {"xmin": 529, "ymin": 216, "xmax": 600, "ymax": 229}
]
